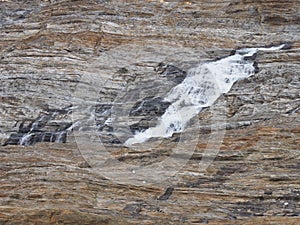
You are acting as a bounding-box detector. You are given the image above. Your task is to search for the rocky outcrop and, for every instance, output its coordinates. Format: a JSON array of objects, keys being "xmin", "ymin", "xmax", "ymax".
[{"xmin": 0, "ymin": 0, "xmax": 299, "ymax": 224}]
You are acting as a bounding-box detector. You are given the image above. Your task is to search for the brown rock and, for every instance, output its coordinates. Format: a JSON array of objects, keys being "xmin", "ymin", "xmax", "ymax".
[{"xmin": 0, "ymin": 0, "xmax": 299, "ymax": 224}]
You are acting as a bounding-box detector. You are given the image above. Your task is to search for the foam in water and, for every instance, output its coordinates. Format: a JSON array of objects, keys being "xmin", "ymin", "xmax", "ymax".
[{"xmin": 125, "ymin": 44, "xmax": 286, "ymax": 146}]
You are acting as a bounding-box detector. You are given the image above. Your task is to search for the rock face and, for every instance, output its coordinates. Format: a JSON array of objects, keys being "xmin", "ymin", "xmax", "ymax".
[{"xmin": 0, "ymin": 0, "xmax": 299, "ymax": 224}]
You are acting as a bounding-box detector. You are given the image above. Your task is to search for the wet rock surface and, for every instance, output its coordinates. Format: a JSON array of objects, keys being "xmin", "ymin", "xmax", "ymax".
[
  {"xmin": 0, "ymin": 0, "xmax": 299, "ymax": 224},
  {"xmin": 3, "ymin": 106, "xmax": 73, "ymax": 146}
]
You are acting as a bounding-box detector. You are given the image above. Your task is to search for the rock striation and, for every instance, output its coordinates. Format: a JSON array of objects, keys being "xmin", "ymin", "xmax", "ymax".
[{"xmin": 0, "ymin": 0, "xmax": 299, "ymax": 224}]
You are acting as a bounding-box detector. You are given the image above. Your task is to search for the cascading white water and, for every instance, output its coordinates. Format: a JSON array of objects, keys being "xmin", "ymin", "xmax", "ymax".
[
  {"xmin": 55, "ymin": 131, "xmax": 66, "ymax": 143},
  {"xmin": 125, "ymin": 44, "xmax": 286, "ymax": 146},
  {"xmin": 19, "ymin": 133, "xmax": 34, "ymax": 146}
]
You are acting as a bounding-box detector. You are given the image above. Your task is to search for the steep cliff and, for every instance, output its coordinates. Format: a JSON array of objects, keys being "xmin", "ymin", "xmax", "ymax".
[{"xmin": 0, "ymin": 0, "xmax": 299, "ymax": 224}]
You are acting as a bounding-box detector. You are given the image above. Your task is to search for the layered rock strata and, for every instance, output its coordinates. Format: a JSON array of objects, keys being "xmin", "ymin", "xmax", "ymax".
[{"xmin": 0, "ymin": 0, "xmax": 299, "ymax": 224}]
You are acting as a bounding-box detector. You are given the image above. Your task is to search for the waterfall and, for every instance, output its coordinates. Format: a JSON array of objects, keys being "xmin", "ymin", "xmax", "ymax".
[
  {"xmin": 55, "ymin": 131, "xmax": 67, "ymax": 143},
  {"xmin": 5, "ymin": 106, "xmax": 75, "ymax": 146},
  {"xmin": 125, "ymin": 44, "xmax": 286, "ymax": 146},
  {"xmin": 19, "ymin": 133, "xmax": 34, "ymax": 146}
]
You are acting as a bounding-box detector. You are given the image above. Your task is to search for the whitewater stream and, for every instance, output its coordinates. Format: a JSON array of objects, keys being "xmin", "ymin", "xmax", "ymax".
[{"xmin": 125, "ymin": 44, "xmax": 286, "ymax": 146}]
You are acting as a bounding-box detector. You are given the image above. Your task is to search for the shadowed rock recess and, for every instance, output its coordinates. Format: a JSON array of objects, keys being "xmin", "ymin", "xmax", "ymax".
[{"xmin": 0, "ymin": 0, "xmax": 299, "ymax": 224}]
